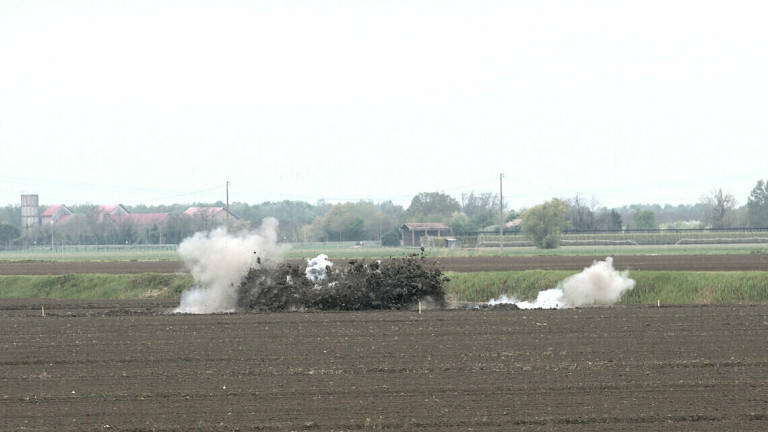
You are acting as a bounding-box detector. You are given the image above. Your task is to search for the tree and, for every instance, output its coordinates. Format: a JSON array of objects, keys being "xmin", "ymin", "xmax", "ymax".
[
  {"xmin": 232, "ymin": 200, "xmax": 324, "ymax": 242},
  {"xmin": 380, "ymin": 229, "xmax": 401, "ymax": 246},
  {"xmin": 55, "ymin": 214, "xmax": 94, "ymax": 244},
  {"xmin": 633, "ymin": 210, "xmax": 658, "ymax": 229},
  {"xmin": 162, "ymin": 214, "xmax": 194, "ymax": 244},
  {"xmin": 594, "ymin": 209, "xmax": 623, "ymax": 230},
  {"xmin": 0, "ymin": 224, "xmax": 20, "ymax": 248},
  {"xmin": 404, "ymin": 192, "xmax": 461, "ymax": 223},
  {"xmin": 461, "ymin": 192, "xmax": 500, "ymax": 230},
  {"xmin": 565, "ymin": 194, "xmax": 597, "ymax": 231},
  {"xmin": 701, "ymin": 188, "xmax": 736, "ymax": 228},
  {"xmin": 616, "ymin": 203, "xmax": 707, "ymax": 227},
  {"xmin": 449, "ymin": 212, "xmax": 474, "ymax": 234},
  {"xmin": 0, "ymin": 205, "xmax": 21, "ymax": 228},
  {"xmin": 748, "ymin": 179, "xmax": 768, "ymax": 227},
  {"xmin": 521, "ymin": 198, "xmax": 568, "ymax": 249},
  {"xmin": 609, "ymin": 209, "xmax": 623, "ymax": 230},
  {"xmin": 505, "ymin": 209, "xmax": 521, "ymax": 223},
  {"xmin": 311, "ymin": 202, "xmax": 388, "ymax": 241}
]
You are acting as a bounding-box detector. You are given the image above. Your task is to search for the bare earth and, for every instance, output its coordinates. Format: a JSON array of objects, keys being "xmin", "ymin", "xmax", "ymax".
[
  {"xmin": 2, "ymin": 254, "xmax": 768, "ymax": 275},
  {"xmin": 2, "ymin": 300, "xmax": 768, "ymax": 431}
]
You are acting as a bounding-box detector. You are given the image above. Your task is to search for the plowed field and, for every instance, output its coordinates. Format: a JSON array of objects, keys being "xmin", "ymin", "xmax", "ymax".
[
  {"xmin": 2, "ymin": 300, "xmax": 768, "ymax": 431},
  {"xmin": 2, "ymin": 253, "xmax": 767, "ymax": 275}
]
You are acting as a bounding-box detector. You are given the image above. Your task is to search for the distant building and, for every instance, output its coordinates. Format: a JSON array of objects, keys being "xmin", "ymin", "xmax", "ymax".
[
  {"xmin": 505, "ymin": 218, "xmax": 523, "ymax": 229},
  {"xmin": 400, "ymin": 222, "xmax": 451, "ymax": 247},
  {"xmin": 18, "ymin": 197, "xmax": 242, "ymax": 241},
  {"xmin": 97, "ymin": 204, "xmax": 130, "ymax": 221},
  {"xmin": 41, "ymin": 204, "xmax": 73, "ymax": 225},
  {"xmin": 20, "ymin": 194, "xmax": 40, "ymax": 229}
]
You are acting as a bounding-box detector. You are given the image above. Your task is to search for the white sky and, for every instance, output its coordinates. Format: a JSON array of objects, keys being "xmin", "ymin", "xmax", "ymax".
[{"xmin": 1, "ymin": 0, "xmax": 766, "ymax": 210}]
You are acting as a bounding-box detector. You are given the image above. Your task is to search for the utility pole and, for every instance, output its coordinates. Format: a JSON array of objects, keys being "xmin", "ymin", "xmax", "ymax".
[
  {"xmin": 225, "ymin": 180, "xmax": 230, "ymax": 230},
  {"xmin": 499, "ymin": 173, "xmax": 504, "ymax": 253}
]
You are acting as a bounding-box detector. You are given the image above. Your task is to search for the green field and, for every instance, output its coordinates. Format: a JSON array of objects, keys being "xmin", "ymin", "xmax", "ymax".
[{"xmin": 2, "ymin": 242, "xmax": 768, "ymax": 262}]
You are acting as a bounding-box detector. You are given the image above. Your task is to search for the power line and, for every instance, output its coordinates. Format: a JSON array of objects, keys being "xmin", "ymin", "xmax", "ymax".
[{"xmin": 121, "ymin": 185, "xmax": 224, "ymax": 205}]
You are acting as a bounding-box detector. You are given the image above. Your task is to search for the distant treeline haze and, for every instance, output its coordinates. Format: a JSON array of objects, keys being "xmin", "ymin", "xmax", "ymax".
[{"xmin": 1, "ymin": 180, "xmax": 768, "ymax": 246}]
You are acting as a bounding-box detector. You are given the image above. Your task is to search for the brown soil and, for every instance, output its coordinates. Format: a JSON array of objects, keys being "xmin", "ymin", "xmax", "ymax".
[
  {"xmin": 2, "ymin": 300, "xmax": 768, "ymax": 431},
  {"xmin": 2, "ymin": 254, "xmax": 767, "ymax": 275}
]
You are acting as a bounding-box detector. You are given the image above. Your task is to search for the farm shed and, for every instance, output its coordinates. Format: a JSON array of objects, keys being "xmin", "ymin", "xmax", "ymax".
[{"xmin": 400, "ymin": 222, "xmax": 451, "ymax": 247}]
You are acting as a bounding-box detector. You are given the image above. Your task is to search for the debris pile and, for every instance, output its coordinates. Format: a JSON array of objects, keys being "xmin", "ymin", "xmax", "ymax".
[{"xmin": 236, "ymin": 252, "xmax": 448, "ymax": 311}]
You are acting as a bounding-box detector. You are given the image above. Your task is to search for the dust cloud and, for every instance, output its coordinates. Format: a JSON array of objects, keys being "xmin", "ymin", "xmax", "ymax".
[
  {"xmin": 173, "ymin": 218, "xmax": 284, "ymax": 314},
  {"xmin": 489, "ymin": 257, "xmax": 635, "ymax": 309}
]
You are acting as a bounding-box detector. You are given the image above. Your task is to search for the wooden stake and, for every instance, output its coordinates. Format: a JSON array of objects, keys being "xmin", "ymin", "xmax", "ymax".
[
  {"xmin": 418, "ymin": 301, "xmax": 422, "ymax": 314},
  {"xmin": 657, "ymin": 299, "xmax": 660, "ymax": 308},
  {"xmin": 41, "ymin": 305, "xmax": 45, "ymax": 317}
]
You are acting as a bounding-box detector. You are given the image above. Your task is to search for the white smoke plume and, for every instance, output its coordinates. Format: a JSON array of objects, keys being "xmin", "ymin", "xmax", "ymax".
[
  {"xmin": 305, "ymin": 254, "xmax": 333, "ymax": 282},
  {"xmin": 173, "ymin": 218, "xmax": 285, "ymax": 314},
  {"xmin": 489, "ymin": 257, "xmax": 635, "ymax": 309}
]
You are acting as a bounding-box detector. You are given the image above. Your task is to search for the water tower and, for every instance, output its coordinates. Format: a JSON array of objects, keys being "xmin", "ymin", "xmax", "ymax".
[{"xmin": 21, "ymin": 194, "xmax": 40, "ymax": 229}]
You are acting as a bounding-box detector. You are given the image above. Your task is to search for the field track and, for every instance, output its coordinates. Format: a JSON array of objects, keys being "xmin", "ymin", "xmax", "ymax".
[
  {"xmin": 2, "ymin": 300, "xmax": 768, "ymax": 431},
  {"xmin": 2, "ymin": 254, "xmax": 768, "ymax": 275}
]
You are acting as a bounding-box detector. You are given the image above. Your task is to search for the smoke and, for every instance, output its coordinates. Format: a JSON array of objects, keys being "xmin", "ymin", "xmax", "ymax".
[
  {"xmin": 173, "ymin": 218, "xmax": 284, "ymax": 314},
  {"xmin": 489, "ymin": 257, "xmax": 635, "ymax": 309},
  {"xmin": 305, "ymin": 254, "xmax": 333, "ymax": 282}
]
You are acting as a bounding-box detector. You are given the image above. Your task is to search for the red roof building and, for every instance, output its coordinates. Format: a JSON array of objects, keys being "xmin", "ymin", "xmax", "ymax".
[
  {"xmin": 41, "ymin": 205, "xmax": 73, "ymax": 225},
  {"xmin": 97, "ymin": 204, "xmax": 129, "ymax": 221}
]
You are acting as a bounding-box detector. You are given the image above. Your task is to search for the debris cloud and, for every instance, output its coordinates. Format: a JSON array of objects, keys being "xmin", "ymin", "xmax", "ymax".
[
  {"xmin": 489, "ymin": 257, "xmax": 635, "ymax": 309},
  {"xmin": 305, "ymin": 254, "xmax": 333, "ymax": 282},
  {"xmin": 173, "ymin": 218, "xmax": 284, "ymax": 314}
]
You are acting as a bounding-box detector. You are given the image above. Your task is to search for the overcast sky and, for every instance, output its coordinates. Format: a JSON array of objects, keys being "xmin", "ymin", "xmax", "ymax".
[{"xmin": 1, "ymin": 0, "xmax": 766, "ymax": 210}]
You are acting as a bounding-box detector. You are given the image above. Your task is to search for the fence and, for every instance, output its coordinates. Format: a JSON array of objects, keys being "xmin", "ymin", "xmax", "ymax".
[
  {"xmin": 0, "ymin": 244, "xmax": 180, "ymax": 260},
  {"xmin": 286, "ymin": 241, "xmax": 384, "ymax": 249},
  {"xmin": 459, "ymin": 228, "xmax": 768, "ymax": 248},
  {"xmin": 3, "ymin": 244, "xmax": 178, "ymax": 253}
]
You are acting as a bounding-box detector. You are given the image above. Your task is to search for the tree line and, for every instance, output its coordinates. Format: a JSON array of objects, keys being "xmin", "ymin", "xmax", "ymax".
[
  {"xmin": 1, "ymin": 177, "xmax": 768, "ymax": 248},
  {"xmin": 520, "ymin": 179, "xmax": 768, "ymax": 248}
]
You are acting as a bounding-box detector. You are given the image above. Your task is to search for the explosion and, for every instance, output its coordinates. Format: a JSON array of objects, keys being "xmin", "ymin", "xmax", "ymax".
[
  {"xmin": 489, "ymin": 257, "xmax": 635, "ymax": 309},
  {"xmin": 173, "ymin": 218, "xmax": 284, "ymax": 314},
  {"xmin": 173, "ymin": 220, "xmax": 448, "ymax": 313}
]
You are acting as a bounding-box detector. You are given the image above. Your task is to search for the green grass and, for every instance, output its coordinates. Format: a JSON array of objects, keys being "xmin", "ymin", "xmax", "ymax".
[
  {"xmin": 620, "ymin": 272, "xmax": 768, "ymax": 304},
  {"xmin": 0, "ymin": 273, "xmax": 193, "ymax": 299},
  {"xmin": 445, "ymin": 270, "xmax": 573, "ymax": 302},
  {"xmin": 4, "ymin": 270, "xmax": 767, "ymax": 306},
  {"xmin": 445, "ymin": 270, "xmax": 768, "ymax": 305}
]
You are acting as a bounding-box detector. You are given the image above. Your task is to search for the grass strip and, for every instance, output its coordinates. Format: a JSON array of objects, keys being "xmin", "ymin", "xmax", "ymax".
[
  {"xmin": 3, "ymin": 270, "xmax": 768, "ymax": 306},
  {"xmin": 446, "ymin": 270, "xmax": 768, "ymax": 305},
  {"xmin": 0, "ymin": 273, "xmax": 193, "ymax": 299}
]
